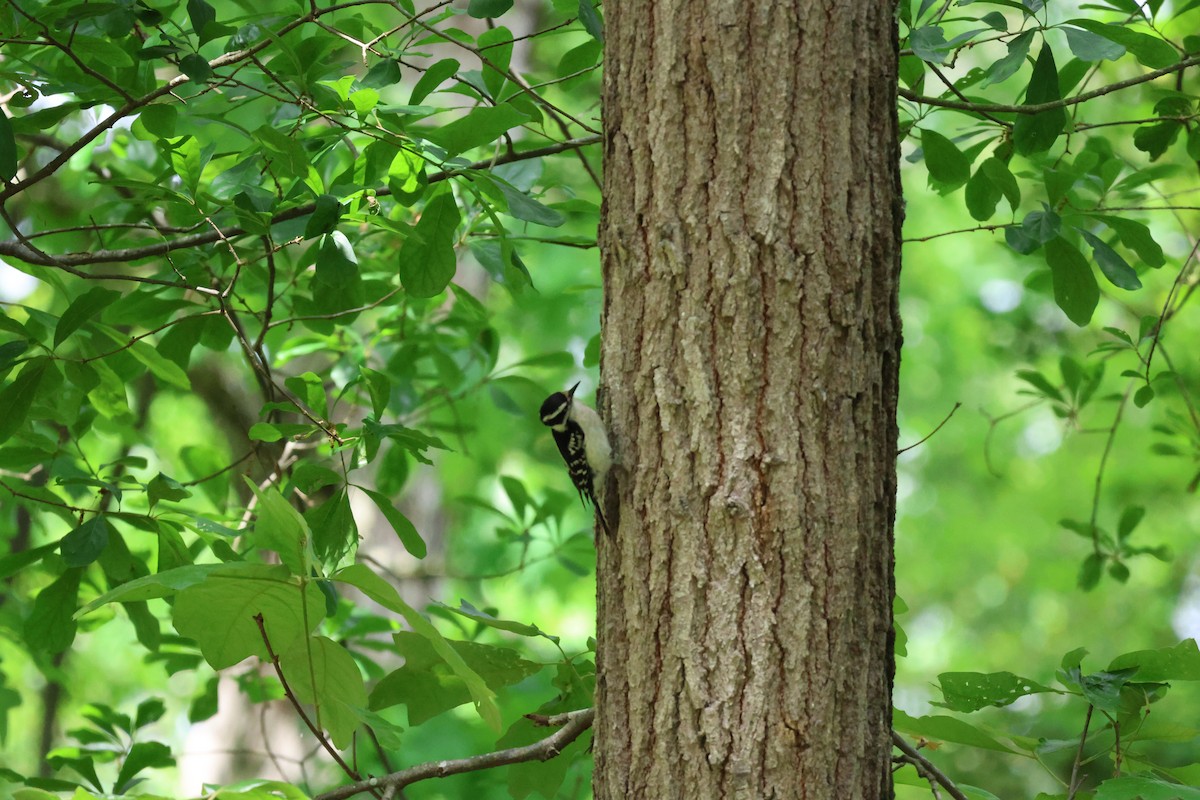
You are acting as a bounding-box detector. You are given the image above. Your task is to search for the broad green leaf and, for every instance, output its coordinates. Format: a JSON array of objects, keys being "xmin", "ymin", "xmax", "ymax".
[
  {"xmin": 398, "ymin": 185, "xmax": 461, "ymax": 298},
  {"xmin": 179, "ymin": 53, "xmax": 213, "ymax": 83},
  {"xmin": 96, "ymin": 326, "xmax": 192, "ymax": 390},
  {"xmin": 1066, "ymin": 19, "xmax": 1178, "ymax": 68},
  {"xmin": 1044, "ymin": 237, "xmax": 1099, "ymax": 326},
  {"xmin": 244, "ymin": 478, "xmax": 312, "ymax": 575},
  {"xmin": 310, "ymin": 231, "xmax": 365, "ymax": 317},
  {"xmin": 361, "ymin": 58, "xmax": 402, "ymax": 89},
  {"xmin": 1016, "ymin": 369, "xmax": 1064, "ymax": 402},
  {"xmin": 935, "ymin": 671, "xmax": 1056, "ymax": 712},
  {"xmin": 362, "ymin": 418, "xmax": 451, "ymax": 464},
  {"xmin": 60, "ymin": 517, "xmax": 110, "ymax": 567},
  {"xmin": 893, "ymin": 710, "xmax": 1018, "ymax": 753},
  {"xmin": 306, "ymin": 489, "xmax": 357, "ymax": 565},
  {"xmin": 0, "ymin": 357, "xmax": 51, "ymax": 445},
  {"xmin": 304, "ymin": 194, "xmax": 342, "ymax": 239},
  {"xmin": 922, "ymin": 129, "xmax": 971, "ymax": 193},
  {"xmin": 75, "ymin": 563, "xmax": 269, "ymax": 617},
  {"xmin": 359, "ymin": 487, "xmax": 427, "ymax": 558},
  {"xmin": 1092, "ymin": 215, "xmax": 1164, "ymax": 267},
  {"xmin": 979, "ymin": 157, "xmax": 1020, "ymax": 211},
  {"xmin": 369, "ymin": 632, "xmax": 542, "ymax": 723},
  {"xmin": 24, "ymin": 568, "xmax": 83, "ymax": 654},
  {"xmin": 284, "ymin": 372, "xmax": 329, "ymax": 420},
  {"xmin": 387, "ymin": 148, "xmax": 428, "ymax": 205},
  {"xmin": 71, "ymin": 35, "xmax": 134, "ymax": 67},
  {"xmin": 1078, "ymin": 230, "xmax": 1140, "ymax": 290},
  {"xmin": 1133, "ymin": 121, "xmax": 1182, "ymax": 161},
  {"xmin": 280, "ymin": 635, "xmax": 367, "ymax": 748},
  {"xmin": 469, "ymin": 0, "xmax": 513, "ymax": 17},
  {"xmin": 982, "ymin": 30, "xmax": 1034, "ymax": 87},
  {"xmin": 578, "ymin": 0, "xmax": 604, "ymax": 42},
  {"xmin": 421, "ymin": 103, "xmax": 531, "ymax": 157},
  {"xmin": 333, "ymin": 564, "xmax": 501, "ymax": 731},
  {"xmin": 172, "ymin": 566, "xmax": 326, "ymax": 669},
  {"xmin": 1063, "ymin": 26, "xmax": 1125, "ymax": 61},
  {"xmin": 1094, "ymin": 777, "xmax": 1200, "ymax": 800},
  {"xmin": 965, "ymin": 164, "xmax": 1002, "ymax": 221},
  {"xmin": 187, "ymin": 0, "xmax": 217, "ymax": 42},
  {"xmin": 410, "ymin": 58, "xmax": 460, "ymax": 105},
  {"xmin": 55, "ymin": 287, "xmax": 121, "ymax": 348},
  {"xmin": 492, "ymin": 178, "xmax": 565, "ymax": 227},
  {"xmin": 1108, "ymin": 639, "xmax": 1200, "ymax": 681},
  {"xmin": 0, "ymin": 107, "xmax": 19, "ymax": 179},
  {"xmin": 479, "ymin": 26, "xmax": 513, "ymax": 99},
  {"xmin": 113, "ymin": 741, "xmax": 173, "ymax": 794},
  {"xmin": 1013, "ymin": 45, "xmax": 1066, "ymax": 155},
  {"xmin": 437, "ymin": 599, "xmax": 554, "ymax": 639}
]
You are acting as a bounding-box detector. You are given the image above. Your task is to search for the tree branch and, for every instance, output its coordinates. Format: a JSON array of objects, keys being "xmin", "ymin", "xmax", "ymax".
[
  {"xmin": 899, "ymin": 53, "xmax": 1200, "ymax": 115},
  {"xmin": 892, "ymin": 732, "xmax": 969, "ymax": 800},
  {"xmin": 313, "ymin": 708, "xmax": 595, "ymax": 800},
  {"xmin": 0, "ymin": 137, "xmax": 601, "ymax": 269}
]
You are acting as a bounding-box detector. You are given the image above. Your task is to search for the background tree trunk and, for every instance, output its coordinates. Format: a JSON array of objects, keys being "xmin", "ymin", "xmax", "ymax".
[{"xmin": 596, "ymin": 1, "xmax": 902, "ymax": 797}]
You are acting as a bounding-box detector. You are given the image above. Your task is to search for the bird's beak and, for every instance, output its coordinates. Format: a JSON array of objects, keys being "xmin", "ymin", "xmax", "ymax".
[{"xmin": 567, "ymin": 382, "xmax": 580, "ymax": 398}]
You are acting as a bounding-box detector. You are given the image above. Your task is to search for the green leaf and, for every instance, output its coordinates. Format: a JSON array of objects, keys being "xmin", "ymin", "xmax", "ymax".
[
  {"xmin": 55, "ymin": 287, "xmax": 121, "ymax": 348},
  {"xmin": 893, "ymin": 709, "xmax": 1018, "ymax": 753},
  {"xmin": 965, "ymin": 163, "xmax": 1002, "ymax": 221},
  {"xmin": 359, "ymin": 487, "xmax": 427, "ymax": 558},
  {"xmin": 387, "ymin": 148, "xmax": 428, "ymax": 205},
  {"xmin": 187, "ymin": 0, "xmax": 217, "ymax": 42},
  {"xmin": 398, "ymin": 185, "xmax": 461, "ymax": 298},
  {"xmin": 1108, "ymin": 639, "xmax": 1200, "ymax": 681},
  {"xmin": 179, "ymin": 53, "xmax": 213, "ymax": 82},
  {"xmin": 982, "ymin": 30, "xmax": 1033, "ymax": 87},
  {"xmin": 1134, "ymin": 384, "xmax": 1155, "ymax": 408},
  {"xmin": 0, "ymin": 357, "xmax": 51, "ymax": 445},
  {"xmin": 1078, "ymin": 551, "xmax": 1104, "ymax": 589},
  {"xmin": 489, "ymin": 176, "xmax": 566, "ymax": 227},
  {"xmin": 113, "ymin": 741, "xmax": 173, "ymax": 794},
  {"xmin": 304, "ymin": 194, "xmax": 343, "ymax": 239},
  {"xmin": 1016, "ymin": 369, "xmax": 1064, "ymax": 402},
  {"xmin": 1092, "ymin": 215, "xmax": 1164, "ymax": 267},
  {"xmin": 921, "ymin": 129, "xmax": 971, "ymax": 193},
  {"xmin": 24, "ymin": 568, "xmax": 83, "ymax": 654},
  {"xmin": 1079, "ymin": 230, "xmax": 1141, "ymax": 290},
  {"xmin": 1094, "ymin": 777, "xmax": 1200, "ymax": 800},
  {"xmin": 311, "ymin": 231, "xmax": 365, "ymax": 316},
  {"xmin": 0, "ymin": 107, "xmax": 18, "ymax": 180},
  {"xmin": 935, "ymin": 671, "xmax": 1056, "ymax": 712},
  {"xmin": 1044, "ymin": 237, "xmax": 1099, "ymax": 326},
  {"xmin": 279, "ymin": 635, "xmax": 367, "ymax": 748},
  {"xmin": 60, "ymin": 517, "xmax": 110, "ymax": 567},
  {"xmin": 361, "ymin": 58, "xmax": 402, "ymax": 89},
  {"xmin": 369, "ymin": 632, "xmax": 542, "ymax": 724},
  {"xmin": 421, "ymin": 103, "xmax": 532, "ymax": 157},
  {"xmin": 1133, "ymin": 121, "xmax": 1182, "ymax": 161},
  {"xmin": 578, "ymin": 0, "xmax": 604, "ymax": 42},
  {"xmin": 1063, "ymin": 26, "xmax": 1125, "ymax": 61},
  {"xmin": 172, "ymin": 565, "xmax": 326, "ymax": 669},
  {"xmin": 468, "ymin": 0, "xmax": 513, "ymax": 17},
  {"xmin": 409, "ymin": 58, "xmax": 460, "ymax": 105},
  {"xmin": 333, "ymin": 565, "xmax": 501, "ymax": 731},
  {"xmin": 1066, "ymin": 19, "xmax": 1179, "ymax": 69},
  {"xmin": 1013, "ymin": 45, "xmax": 1066, "ymax": 155},
  {"xmin": 75, "ymin": 562, "xmax": 268, "ymax": 618},
  {"xmin": 245, "ymin": 478, "xmax": 312, "ymax": 575},
  {"xmin": 979, "ymin": 157, "xmax": 1020, "ymax": 210}
]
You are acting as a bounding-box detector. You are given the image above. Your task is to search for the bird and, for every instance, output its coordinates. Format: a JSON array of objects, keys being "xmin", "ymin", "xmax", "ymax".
[{"xmin": 539, "ymin": 382, "xmax": 613, "ymax": 536}]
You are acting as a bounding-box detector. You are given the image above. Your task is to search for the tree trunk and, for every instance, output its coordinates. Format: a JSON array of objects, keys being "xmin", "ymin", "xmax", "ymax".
[{"xmin": 596, "ymin": 2, "xmax": 902, "ymax": 797}]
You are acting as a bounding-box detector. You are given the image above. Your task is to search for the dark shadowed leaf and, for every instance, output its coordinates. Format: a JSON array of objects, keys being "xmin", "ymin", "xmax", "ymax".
[{"xmin": 1044, "ymin": 237, "xmax": 1099, "ymax": 326}]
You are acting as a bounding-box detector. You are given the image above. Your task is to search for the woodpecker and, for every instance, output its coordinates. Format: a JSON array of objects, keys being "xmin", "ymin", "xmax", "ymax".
[{"xmin": 539, "ymin": 382, "xmax": 613, "ymax": 536}]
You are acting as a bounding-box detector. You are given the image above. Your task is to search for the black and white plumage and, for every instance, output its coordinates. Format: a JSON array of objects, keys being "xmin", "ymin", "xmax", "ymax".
[{"xmin": 539, "ymin": 382, "xmax": 613, "ymax": 535}]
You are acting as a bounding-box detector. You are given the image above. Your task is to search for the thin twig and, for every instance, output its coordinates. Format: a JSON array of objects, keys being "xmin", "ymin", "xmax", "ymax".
[
  {"xmin": 897, "ymin": 402, "xmax": 961, "ymax": 456},
  {"xmin": 313, "ymin": 709, "xmax": 595, "ymax": 800},
  {"xmin": 891, "ymin": 732, "xmax": 969, "ymax": 800},
  {"xmin": 1066, "ymin": 705, "xmax": 1095, "ymax": 800},
  {"xmin": 252, "ymin": 613, "xmax": 383, "ymax": 799}
]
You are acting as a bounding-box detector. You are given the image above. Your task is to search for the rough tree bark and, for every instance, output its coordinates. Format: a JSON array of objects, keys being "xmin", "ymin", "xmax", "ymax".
[{"xmin": 596, "ymin": 1, "xmax": 902, "ymax": 798}]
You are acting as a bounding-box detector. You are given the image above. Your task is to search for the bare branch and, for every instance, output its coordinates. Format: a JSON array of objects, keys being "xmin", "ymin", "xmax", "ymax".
[
  {"xmin": 313, "ymin": 708, "xmax": 595, "ymax": 800},
  {"xmin": 892, "ymin": 732, "xmax": 970, "ymax": 800}
]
